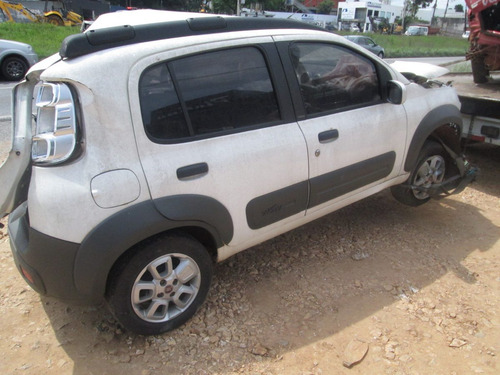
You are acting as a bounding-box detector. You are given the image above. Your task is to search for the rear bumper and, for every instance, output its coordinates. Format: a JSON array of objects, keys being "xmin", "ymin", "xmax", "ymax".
[{"xmin": 8, "ymin": 202, "xmax": 93, "ymax": 303}]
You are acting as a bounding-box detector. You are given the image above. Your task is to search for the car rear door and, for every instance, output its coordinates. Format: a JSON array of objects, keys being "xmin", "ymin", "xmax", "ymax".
[{"xmin": 128, "ymin": 37, "xmax": 309, "ymax": 248}]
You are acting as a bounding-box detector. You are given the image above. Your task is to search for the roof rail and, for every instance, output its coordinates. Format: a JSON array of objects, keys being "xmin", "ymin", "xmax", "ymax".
[{"xmin": 60, "ymin": 16, "xmax": 325, "ymax": 59}]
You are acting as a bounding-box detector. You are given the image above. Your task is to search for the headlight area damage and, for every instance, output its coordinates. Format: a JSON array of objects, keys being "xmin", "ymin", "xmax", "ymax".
[{"xmin": 391, "ymin": 61, "xmax": 479, "ymax": 200}]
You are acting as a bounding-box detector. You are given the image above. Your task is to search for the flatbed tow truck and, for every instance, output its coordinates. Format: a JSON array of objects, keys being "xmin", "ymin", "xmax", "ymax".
[{"xmin": 443, "ymin": 73, "xmax": 500, "ymax": 146}]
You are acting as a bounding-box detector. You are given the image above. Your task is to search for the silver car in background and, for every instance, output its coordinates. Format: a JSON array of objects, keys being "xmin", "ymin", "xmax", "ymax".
[
  {"xmin": 0, "ymin": 39, "xmax": 38, "ymax": 81},
  {"xmin": 344, "ymin": 35, "xmax": 385, "ymax": 58}
]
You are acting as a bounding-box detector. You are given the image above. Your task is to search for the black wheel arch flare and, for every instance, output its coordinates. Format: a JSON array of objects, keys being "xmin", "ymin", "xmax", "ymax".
[
  {"xmin": 73, "ymin": 196, "xmax": 232, "ymax": 301},
  {"xmin": 404, "ymin": 104, "xmax": 463, "ymax": 173}
]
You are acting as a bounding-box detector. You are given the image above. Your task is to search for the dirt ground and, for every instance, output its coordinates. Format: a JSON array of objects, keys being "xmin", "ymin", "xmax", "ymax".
[{"xmin": 0, "ymin": 143, "xmax": 498, "ymax": 375}]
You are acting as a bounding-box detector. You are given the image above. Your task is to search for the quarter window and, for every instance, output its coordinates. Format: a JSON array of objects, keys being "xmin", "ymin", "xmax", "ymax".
[
  {"xmin": 290, "ymin": 43, "xmax": 381, "ymax": 116},
  {"xmin": 140, "ymin": 47, "xmax": 280, "ymax": 141}
]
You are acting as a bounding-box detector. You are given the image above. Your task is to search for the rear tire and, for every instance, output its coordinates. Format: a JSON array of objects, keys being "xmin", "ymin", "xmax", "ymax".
[
  {"xmin": 391, "ymin": 141, "xmax": 448, "ymax": 207},
  {"xmin": 45, "ymin": 14, "xmax": 64, "ymax": 26},
  {"xmin": 107, "ymin": 234, "xmax": 213, "ymax": 335},
  {"xmin": 471, "ymin": 54, "xmax": 489, "ymax": 84}
]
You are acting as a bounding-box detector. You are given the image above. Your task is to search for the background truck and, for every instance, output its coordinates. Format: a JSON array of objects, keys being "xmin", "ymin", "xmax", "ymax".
[{"xmin": 466, "ymin": 0, "xmax": 500, "ymax": 83}]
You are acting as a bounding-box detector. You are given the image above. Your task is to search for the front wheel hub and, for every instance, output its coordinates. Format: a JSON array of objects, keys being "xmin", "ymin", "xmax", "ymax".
[{"xmin": 412, "ymin": 155, "xmax": 446, "ymax": 200}]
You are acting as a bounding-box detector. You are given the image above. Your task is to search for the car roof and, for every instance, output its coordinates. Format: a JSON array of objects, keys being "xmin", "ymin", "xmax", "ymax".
[
  {"xmin": 87, "ymin": 9, "xmax": 214, "ymax": 30},
  {"xmin": 60, "ymin": 10, "xmax": 326, "ymax": 59}
]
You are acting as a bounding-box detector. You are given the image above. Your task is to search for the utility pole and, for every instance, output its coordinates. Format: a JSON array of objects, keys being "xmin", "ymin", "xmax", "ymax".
[
  {"xmin": 431, "ymin": 0, "xmax": 437, "ymax": 26},
  {"xmin": 443, "ymin": 0, "xmax": 450, "ymax": 19}
]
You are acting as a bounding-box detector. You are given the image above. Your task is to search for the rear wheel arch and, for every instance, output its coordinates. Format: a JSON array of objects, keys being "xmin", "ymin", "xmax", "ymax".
[{"xmin": 73, "ymin": 200, "xmax": 222, "ymax": 303}]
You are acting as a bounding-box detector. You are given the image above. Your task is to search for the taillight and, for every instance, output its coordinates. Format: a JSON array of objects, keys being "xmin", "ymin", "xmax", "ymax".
[{"xmin": 32, "ymin": 83, "xmax": 78, "ymax": 165}]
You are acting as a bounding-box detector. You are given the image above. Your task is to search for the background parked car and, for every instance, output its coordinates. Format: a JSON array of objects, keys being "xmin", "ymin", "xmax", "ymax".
[
  {"xmin": 0, "ymin": 39, "xmax": 38, "ymax": 81},
  {"xmin": 405, "ymin": 26, "xmax": 429, "ymax": 36},
  {"xmin": 344, "ymin": 35, "xmax": 385, "ymax": 58}
]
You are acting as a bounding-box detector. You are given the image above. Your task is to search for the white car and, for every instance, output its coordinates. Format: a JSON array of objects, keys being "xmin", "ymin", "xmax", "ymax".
[
  {"xmin": 0, "ymin": 10, "xmax": 477, "ymax": 335},
  {"xmin": 0, "ymin": 39, "xmax": 38, "ymax": 81}
]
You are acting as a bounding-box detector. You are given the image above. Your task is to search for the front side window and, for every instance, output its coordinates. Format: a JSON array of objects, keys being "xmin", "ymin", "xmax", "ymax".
[
  {"xmin": 140, "ymin": 47, "xmax": 280, "ymax": 142},
  {"xmin": 290, "ymin": 43, "xmax": 380, "ymax": 116}
]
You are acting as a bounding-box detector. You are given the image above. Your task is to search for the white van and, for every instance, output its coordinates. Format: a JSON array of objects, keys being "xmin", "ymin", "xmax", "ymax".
[{"xmin": 405, "ymin": 26, "xmax": 428, "ymax": 36}]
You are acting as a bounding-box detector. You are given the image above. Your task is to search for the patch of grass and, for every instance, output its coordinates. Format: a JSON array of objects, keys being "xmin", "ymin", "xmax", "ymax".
[
  {"xmin": 0, "ymin": 22, "xmax": 79, "ymax": 59},
  {"xmin": 338, "ymin": 32, "xmax": 469, "ymax": 58},
  {"xmin": 446, "ymin": 61, "xmax": 472, "ymax": 73}
]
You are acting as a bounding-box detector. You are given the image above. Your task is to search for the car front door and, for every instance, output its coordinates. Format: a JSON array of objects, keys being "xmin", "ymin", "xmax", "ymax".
[
  {"xmin": 278, "ymin": 40, "xmax": 407, "ymax": 215},
  {"xmin": 129, "ymin": 38, "xmax": 309, "ymax": 248}
]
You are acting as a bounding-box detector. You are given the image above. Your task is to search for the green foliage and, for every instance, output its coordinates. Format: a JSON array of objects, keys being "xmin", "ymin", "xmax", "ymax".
[
  {"xmin": 317, "ymin": 0, "xmax": 334, "ymax": 15},
  {"xmin": 455, "ymin": 4, "xmax": 464, "ymax": 12},
  {"xmin": 0, "ymin": 23, "xmax": 79, "ymax": 59},
  {"xmin": 407, "ymin": 0, "xmax": 433, "ymax": 18},
  {"xmin": 212, "ymin": 0, "xmax": 237, "ymax": 14},
  {"xmin": 366, "ymin": 33, "xmax": 469, "ymax": 58}
]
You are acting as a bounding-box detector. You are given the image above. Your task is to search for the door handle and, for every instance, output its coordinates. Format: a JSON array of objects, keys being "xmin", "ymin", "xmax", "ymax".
[
  {"xmin": 318, "ymin": 129, "xmax": 339, "ymax": 143},
  {"xmin": 177, "ymin": 162, "xmax": 209, "ymax": 180}
]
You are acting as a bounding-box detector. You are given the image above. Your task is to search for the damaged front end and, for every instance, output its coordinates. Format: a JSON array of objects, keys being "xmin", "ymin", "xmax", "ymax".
[{"xmin": 390, "ymin": 60, "xmax": 479, "ymax": 200}]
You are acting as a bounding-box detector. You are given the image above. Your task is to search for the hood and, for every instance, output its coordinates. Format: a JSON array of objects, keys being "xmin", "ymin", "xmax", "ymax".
[
  {"xmin": 390, "ymin": 61, "xmax": 449, "ymax": 79},
  {"xmin": 0, "ymin": 39, "xmax": 32, "ymax": 50}
]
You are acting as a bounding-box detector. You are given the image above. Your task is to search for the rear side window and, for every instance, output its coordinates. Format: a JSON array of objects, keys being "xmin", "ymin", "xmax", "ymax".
[
  {"xmin": 290, "ymin": 43, "xmax": 381, "ymax": 116},
  {"xmin": 140, "ymin": 47, "xmax": 280, "ymax": 142}
]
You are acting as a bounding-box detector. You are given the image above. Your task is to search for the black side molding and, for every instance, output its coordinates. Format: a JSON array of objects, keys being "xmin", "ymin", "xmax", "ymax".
[
  {"xmin": 309, "ymin": 151, "xmax": 396, "ymax": 208},
  {"xmin": 246, "ymin": 181, "xmax": 308, "ymax": 230},
  {"xmin": 60, "ymin": 17, "xmax": 324, "ymax": 59}
]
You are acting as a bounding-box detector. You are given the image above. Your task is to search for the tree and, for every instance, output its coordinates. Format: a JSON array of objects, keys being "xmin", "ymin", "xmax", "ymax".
[
  {"xmin": 455, "ymin": 4, "xmax": 464, "ymax": 12},
  {"xmin": 408, "ymin": 0, "xmax": 433, "ymax": 18},
  {"xmin": 211, "ymin": 0, "xmax": 237, "ymax": 14},
  {"xmin": 317, "ymin": 0, "xmax": 334, "ymax": 15},
  {"xmin": 402, "ymin": 0, "xmax": 433, "ymax": 30}
]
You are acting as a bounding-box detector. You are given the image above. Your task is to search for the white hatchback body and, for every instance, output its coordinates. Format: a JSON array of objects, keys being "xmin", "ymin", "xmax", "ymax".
[{"xmin": 1, "ymin": 10, "xmax": 475, "ymax": 334}]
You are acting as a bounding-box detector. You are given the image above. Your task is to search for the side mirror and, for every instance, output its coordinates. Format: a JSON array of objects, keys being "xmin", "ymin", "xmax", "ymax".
[{"xmin": 387, "ymin": 80, "xmax": 407, "ymax": 105}]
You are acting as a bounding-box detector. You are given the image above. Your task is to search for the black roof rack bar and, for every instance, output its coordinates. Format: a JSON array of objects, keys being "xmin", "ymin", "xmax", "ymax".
[{"xmin": 60, "ymin": 16, "xmax": 325, "ymax": 59}]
